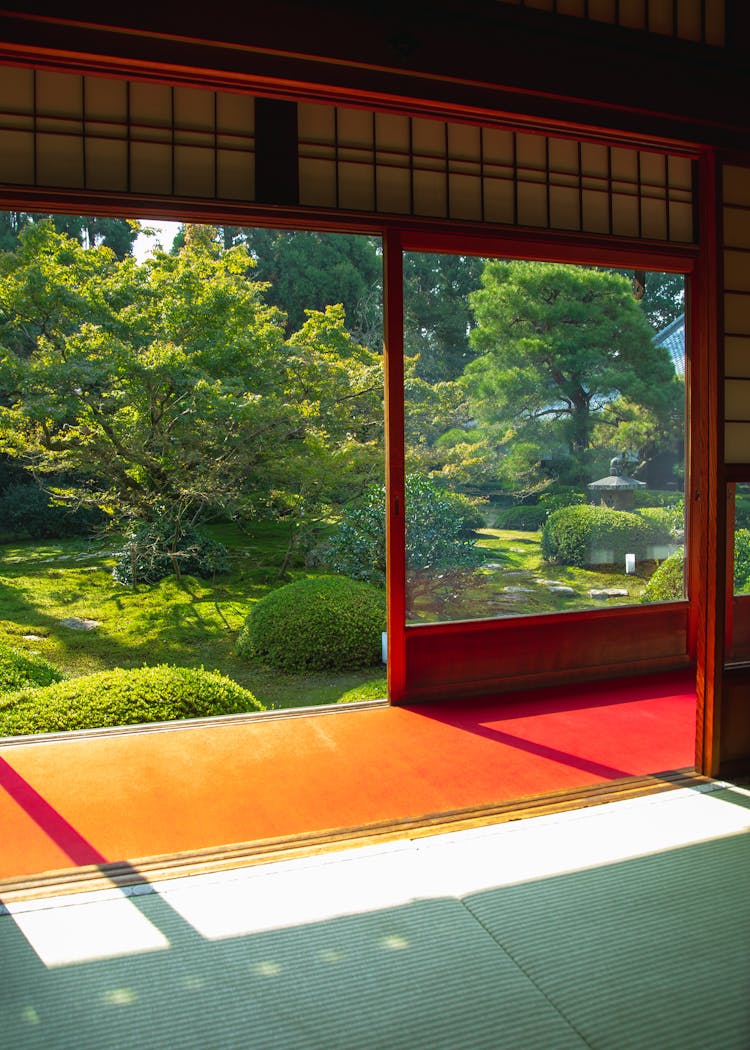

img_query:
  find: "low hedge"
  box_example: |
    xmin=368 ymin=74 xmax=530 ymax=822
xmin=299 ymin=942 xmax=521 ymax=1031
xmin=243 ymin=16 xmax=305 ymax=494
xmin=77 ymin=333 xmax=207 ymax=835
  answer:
xmin=496 ymin=504 xmax=547 ymax=531
xmin=237 ymin=574 xmax=386 ymax=673
xmin=0 ymin=643 xmax=63 ymax=694
xmin=541 ymin=504 xmax=672 ymax=567
xmin=0 ymin=664 xmax=263 ymax=736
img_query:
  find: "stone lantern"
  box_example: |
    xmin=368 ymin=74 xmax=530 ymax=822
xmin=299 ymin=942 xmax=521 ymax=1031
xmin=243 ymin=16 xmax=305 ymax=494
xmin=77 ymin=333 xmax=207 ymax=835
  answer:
xmin=587 ymin=454 xmax=646 ymax=511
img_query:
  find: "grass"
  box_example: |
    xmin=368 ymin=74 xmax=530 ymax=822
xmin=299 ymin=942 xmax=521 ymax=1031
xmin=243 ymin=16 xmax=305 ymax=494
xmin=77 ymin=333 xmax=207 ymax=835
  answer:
xmin=0 ymin=523 xmax=387 ymax=711
xmin=0 ymin=520 xmax=661 ymax=716
xmin=407 ymin=526 xmax=652 ymax=622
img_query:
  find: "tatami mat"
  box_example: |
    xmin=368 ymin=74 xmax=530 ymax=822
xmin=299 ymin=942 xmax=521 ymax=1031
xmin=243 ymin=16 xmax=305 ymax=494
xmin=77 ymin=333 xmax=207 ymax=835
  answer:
xmin=1 ymin=784 xmax=748 ymax=1049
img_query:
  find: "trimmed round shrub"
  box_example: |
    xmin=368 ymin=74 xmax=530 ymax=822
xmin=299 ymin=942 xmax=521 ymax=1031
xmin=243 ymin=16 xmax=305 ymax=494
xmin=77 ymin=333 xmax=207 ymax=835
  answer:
xmin=643 ymin=530 xmax=750 ymax=603
xmin=541 ymin=504 xmax=671 ymax=567
xmin=0 ymin=665 xmax=263 ymax=736
xmin=113 ymin=519 xmax=230 ymax=586
xmin=237 ymin=575 xmax=386 ymax=673
xmin=641 ymin=548 xmax=685 ymax=603
xmin=0 ymin=643 xmax=63 ymax=695
xmin=638 ymin=504 xmax=685 ymax=540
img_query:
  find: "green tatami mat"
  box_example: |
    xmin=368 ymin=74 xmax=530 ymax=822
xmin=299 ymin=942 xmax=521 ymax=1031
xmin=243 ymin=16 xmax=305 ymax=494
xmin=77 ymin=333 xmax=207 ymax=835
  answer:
xmin=465 ymin=827 xmax=750 ymax=1050
xmin=0 ymin=894 xmax=586 ymax=1050
xmin=3 ymin=784 xmax=748 ymax=1050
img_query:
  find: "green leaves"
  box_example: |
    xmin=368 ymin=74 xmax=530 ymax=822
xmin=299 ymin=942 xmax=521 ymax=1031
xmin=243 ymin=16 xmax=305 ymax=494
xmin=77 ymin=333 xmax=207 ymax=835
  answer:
xmin=0 ymin=224 xmax=384 ymax=539
xmin=465 ymin=260 xmax=682 ymax=489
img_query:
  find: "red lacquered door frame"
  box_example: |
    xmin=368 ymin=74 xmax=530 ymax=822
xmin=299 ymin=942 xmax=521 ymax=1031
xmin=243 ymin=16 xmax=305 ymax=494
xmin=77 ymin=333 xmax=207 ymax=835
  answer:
xmin=384 ymin=227 xmax=703 ymax=707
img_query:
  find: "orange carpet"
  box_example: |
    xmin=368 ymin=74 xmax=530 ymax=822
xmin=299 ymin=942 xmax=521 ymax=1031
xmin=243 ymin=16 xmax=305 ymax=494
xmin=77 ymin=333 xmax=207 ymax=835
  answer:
xmin=0 ymin=671 xmax=696 ymax=881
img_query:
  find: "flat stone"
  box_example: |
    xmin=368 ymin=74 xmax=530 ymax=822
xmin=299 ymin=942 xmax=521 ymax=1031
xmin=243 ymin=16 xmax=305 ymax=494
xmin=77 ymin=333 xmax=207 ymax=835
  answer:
xmin=589 ymin=588 xmax=629 ymax=599
xmin=59 ymin=617 xmax=101 ymax=630
xmin=548 ymin=585 xmax=576 ymax=595
xmin=22 ymin=634 xmax=45 ymax=641
xmin=504 ymin=586 xmax=533 ymax=593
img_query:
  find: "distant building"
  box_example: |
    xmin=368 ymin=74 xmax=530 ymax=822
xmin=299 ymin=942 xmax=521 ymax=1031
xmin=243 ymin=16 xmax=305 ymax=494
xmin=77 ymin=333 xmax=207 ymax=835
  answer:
xmin=654 ymin=313 xmax=685 ymax=376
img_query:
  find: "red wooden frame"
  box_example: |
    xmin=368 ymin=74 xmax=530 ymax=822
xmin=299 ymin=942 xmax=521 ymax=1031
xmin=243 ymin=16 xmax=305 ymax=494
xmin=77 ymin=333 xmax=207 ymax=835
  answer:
xmin=0 ymin=33 xmax=723 ymax=771
xmin=385 ymin=228 xmax=702 ymax=704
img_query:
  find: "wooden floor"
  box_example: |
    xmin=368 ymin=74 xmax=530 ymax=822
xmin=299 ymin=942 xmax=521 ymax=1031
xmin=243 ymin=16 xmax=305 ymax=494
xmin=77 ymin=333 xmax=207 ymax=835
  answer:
xmin=0 ymin=671 xmax=696 ymax=884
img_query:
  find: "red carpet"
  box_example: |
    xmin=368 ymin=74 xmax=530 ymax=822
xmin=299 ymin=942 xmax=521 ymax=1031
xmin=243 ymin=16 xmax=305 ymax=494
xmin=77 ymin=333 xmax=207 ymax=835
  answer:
xmin=0 ymin=671 xmax=696 ymax=882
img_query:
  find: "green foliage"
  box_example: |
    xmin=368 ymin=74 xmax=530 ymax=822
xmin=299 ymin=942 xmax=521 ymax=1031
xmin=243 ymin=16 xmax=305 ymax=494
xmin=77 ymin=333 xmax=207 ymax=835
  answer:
xmin=236 ymin=575 xmax=386 ymax=673
xmin=113 ymin=518 xmax=230 ymax=585
xmin=538 ymin=488 xmax=586 ymax=516
xmin=734 ymin=491 xmax=750 ymax=530
xmin=0 ymin=224 xmax=383 ymax=560
xmin=0 ymin=664 xmax=263 ymax=735
xmin=631 ymin=489 xmax=684 ymax=509
xmin=734 ymin=528 xmax=750 ymax=593
xmin=0 ymin=642 xmax=63 ymax=695
xmin=404 ymin=252 xmax=483 ymax=381
xmin=0 ymin=482 xmax=102 ymax=539
xmin=637 ymin=505 xmax=684 ymax=540
xmin=446 ymin=490 xmax=486 ymax=534
xmin=465 ymin=261 xmax=681 ymax=489
xmin=613 ymin=269 xmax=685 ymax=332
xmin=641 ymin=548 xmax=685 ymax=603
xmin=541 ymin=504 xmax=672 ymax=567
xmin=0 ymin=212 xmax=137 ymax=258
xmin=205 ymin=226 xmax=383 ymax=347
xmin=496 ymin=504 xmax=547 ymax=531
xmin=324 ymin=474 xmax=481 ymax=586
xmin=336 ymin=676 xmax=388 ymax=703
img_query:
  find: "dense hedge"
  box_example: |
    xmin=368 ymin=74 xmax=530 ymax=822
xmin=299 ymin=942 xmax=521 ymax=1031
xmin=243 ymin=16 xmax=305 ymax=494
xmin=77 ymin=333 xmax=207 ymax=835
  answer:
xmin=541 ymin=504 xmax=672 ymax=567
xmin=0 ymin=665 xmax=263 ymax=736
xmin=0 ymin=643 xmax=63 ymax=694
xmin=237 ymin=575 xmax=386 ymax=672
xmin=113 ymin=519 xmax=230 ymax=585
xmin=642 ymin=530 xmax=750 ymax=603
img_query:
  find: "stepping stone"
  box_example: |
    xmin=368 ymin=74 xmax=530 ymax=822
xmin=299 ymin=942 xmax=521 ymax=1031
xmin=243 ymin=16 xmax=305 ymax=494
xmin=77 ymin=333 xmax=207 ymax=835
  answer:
xmin=59 ymin=617 xmax=101 ymax=630
xmin=589 ymin=588 xmax=629 ymax=599
xmin=504 ymin=586 xmax=533 ymax=593
xmin=22 ymin=634 xmax=45 ymax=641
xmin=548 ymin=585 xmax=576 ymax=595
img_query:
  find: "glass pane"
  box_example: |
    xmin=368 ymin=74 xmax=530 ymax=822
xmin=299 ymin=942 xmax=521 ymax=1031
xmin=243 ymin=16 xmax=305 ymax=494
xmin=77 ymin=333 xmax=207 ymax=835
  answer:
xmin=727 ymin=482 xmax=750 ymax=664
xmin=0 ymin=214 xmax=386 ymax=737
xmin=403 ymin=253 xmax=687 ymax=625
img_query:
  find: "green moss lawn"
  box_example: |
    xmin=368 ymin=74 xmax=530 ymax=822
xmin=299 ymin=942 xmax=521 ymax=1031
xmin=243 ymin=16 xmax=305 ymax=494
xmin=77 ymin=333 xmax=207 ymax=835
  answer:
xmin=0 ymin=523 xmax=387 ymax=711
xmin=0 ymin=520 xmax=654 ymax=712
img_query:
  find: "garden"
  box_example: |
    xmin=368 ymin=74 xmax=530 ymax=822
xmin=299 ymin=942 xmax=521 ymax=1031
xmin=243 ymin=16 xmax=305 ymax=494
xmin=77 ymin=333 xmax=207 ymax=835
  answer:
xmin=0 ymin=215 xmax=696 ymax=735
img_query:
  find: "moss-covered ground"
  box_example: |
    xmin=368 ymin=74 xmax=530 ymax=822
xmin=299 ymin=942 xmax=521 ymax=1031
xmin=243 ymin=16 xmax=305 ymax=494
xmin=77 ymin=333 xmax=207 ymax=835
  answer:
xmin=0 ymin=523 xmax=387 ymax=711
xmin=0 ymin=521 xmax=656 ymax=712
